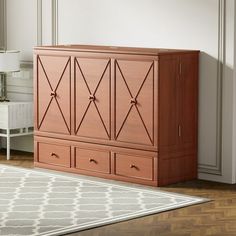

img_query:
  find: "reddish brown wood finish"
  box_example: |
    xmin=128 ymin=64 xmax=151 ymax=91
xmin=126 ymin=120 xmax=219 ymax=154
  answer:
xmin=158 ymin=56 xmax=179 ymax=150
xmin=35 ymin=44 xmax=199 ymax=56
xmin=115 ymin=59 xmax=155 ymax=146
xmin=114 ymin=153 xmax=154 ymax=181
xmin=37 ymin=142 xmax=71 ymax=168
xmin=34 ymin=45 xmax=199 ymax=186
xmin=179 ymin=54 xmax=198 ymax=150
xmin=34 ymin=136 xmax=158 ymax=186
xmin=36 ymin=55 xmax=71 ymax=134
xmin=75 ymin=148 xmax=111 ymax=174
xmin=75 ymin=57 xmax=111 ymax=140
xmin=157 ymin=53 xmax=198 ymax=185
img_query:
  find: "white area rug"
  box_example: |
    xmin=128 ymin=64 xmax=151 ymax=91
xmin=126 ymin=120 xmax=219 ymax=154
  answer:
xmin=0 ymin=164 xmax=207 ymax=236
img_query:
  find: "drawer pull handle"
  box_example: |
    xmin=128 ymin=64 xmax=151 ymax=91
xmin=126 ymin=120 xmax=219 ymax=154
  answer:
xmin=50 ymin=152 xmax=58 ymax=158
xmin=89 ymin=95 xmax=95 ymax=101
xmin=50 ymin=91 xmax=57 ymax=97
xmin=130 ymin=98 xmax=137 ymax=105
xmin=89 ymin=158 xmax=97 ymax=164
xmin=130 ymin=164 xmax=137 ymax=169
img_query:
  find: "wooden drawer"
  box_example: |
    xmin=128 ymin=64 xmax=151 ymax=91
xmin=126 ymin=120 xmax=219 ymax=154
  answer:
xmin=75 ymin=148 xmax=110 ymax=174
xmin=114 ymin=153 xmax=154 ymax=180
xmin=38 ymin=142 xmax=71 ymax=167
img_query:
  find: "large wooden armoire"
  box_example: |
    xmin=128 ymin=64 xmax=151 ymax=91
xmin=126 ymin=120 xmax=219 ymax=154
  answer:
xmin=34 ymin=45 xmax=199 ymax=186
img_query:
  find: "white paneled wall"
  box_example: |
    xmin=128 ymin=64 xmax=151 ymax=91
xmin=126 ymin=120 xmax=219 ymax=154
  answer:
xmin=0 ymin=0 xmax=4 ymax=49
xmin=45 ymin=0 xmax=236 ymax=183
xmin=56 ymin=0 xmax=221 ymax=177
xmin=0 ymin=0 xmax=36 ymax=152
xmin=1 ymin=0 xmax=236 ymax=183
xmin=6 ymin=0 xmax=37 ymax=61
xmin=58 ymin=0 xmax=219 ymax=53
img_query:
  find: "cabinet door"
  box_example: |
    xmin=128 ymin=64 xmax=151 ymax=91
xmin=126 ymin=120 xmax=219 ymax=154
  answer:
xmin=115 ymin=59 xmax=155 ymax=146
xmin=75 ymin=57 xmax=111 ymax=140
xmin=158 ymin=56 xmax=179 ymax=150
xmin=179 ymin=54 xmax=198 ymax=149
xmin=36 ymin=55 xmax=71 ymax=134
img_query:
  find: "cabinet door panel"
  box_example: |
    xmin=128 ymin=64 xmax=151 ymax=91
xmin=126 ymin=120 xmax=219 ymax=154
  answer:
xmin=180 ymin=54 xmax=198 ymax=148
xmin=158 ymin=57 xmax=179 ymax=148
xmin=75 ymin=57 xmax=111 ymax=140
xmin=115 ymin=60 xmax=155 ymax=146
xmin=37 ymin=55 xmax=71 ymax=134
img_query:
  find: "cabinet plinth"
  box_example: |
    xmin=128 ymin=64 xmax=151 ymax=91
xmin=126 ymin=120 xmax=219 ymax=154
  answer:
xmin=34 ymin=45 xmax=199 ymax=186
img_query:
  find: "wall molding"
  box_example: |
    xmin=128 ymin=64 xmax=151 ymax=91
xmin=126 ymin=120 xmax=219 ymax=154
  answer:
xmin=3 ymin=0 xmax=6 ymax=49
xmin=37 ymin=0 xmax=42 ymax=46
xmin=0 ymin=0 xmax=4 ymax=48
xmin=0 ymin=0 xmax=7 ymax=49
xmin=2 ymin=0 xmax=42 ymax=66
xmin=52 ymin=0 xmax=58 ymax=45
xmin=198 ymin=0 xmax=226 ymax=175
xmin=21 ymin=0 xmax=42 ymax=66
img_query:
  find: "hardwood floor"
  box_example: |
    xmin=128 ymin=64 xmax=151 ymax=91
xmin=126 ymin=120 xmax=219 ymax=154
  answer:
xmin=0 ymin=150 xmax=236 ymax=236
xmin=0 ymin=149 xmax=34 ymax=168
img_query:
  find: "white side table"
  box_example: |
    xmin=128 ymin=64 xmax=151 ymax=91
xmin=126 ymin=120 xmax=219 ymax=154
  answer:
xmin=0 ymin=102 xmax=33 ymax=160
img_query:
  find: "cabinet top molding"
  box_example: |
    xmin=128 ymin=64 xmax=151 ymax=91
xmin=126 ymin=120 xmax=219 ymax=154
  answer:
xmin=34 ymin=44 xmax=199 ymax=56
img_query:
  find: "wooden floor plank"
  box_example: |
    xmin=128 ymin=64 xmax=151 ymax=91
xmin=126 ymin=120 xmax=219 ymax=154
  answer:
xmin=0 ymin=150 xmax=236 ymax=236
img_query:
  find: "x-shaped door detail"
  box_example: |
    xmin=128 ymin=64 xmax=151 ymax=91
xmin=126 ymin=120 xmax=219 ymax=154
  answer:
xmin=37 ymin=56 xmax=71 ymax=134
xmin=115 ymin=60 xmax=154 ymax=145
xmin=75 ymin=58 xmax=111 ymax=139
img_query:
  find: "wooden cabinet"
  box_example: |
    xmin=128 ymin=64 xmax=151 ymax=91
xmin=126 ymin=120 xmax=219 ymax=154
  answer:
xmin=34 ymin=45 xmax=199 ymax=186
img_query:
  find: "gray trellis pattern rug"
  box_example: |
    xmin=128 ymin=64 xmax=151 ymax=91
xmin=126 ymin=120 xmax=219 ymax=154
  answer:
xmin=0 ymin=165 xmax=207 ymax=236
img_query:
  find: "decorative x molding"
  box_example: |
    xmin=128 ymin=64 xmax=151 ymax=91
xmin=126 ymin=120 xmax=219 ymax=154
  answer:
xmin=37 ymin=56 xmax=71 ymax=133
xmin=115 ymin=60 xmax=154 ymax=144
xmin=75 ymin=58 xmax=111 ymax=138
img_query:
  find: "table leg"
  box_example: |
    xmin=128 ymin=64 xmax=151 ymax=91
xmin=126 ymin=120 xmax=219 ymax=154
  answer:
xmin=6 ymin=129 xmax=10 ymax=160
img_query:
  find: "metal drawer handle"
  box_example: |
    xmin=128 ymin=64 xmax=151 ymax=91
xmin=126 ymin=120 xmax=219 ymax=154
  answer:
xmin=130 ymin=164 xmax=137 ymax=169
xmin=89 ymin=158 xmax=97 ymax=164
xmin=50 ymin=91 xmax=57 ymax=97
xmin=130 ymin=98 xmax=137 ymax=105
xmin=89 ymin=95 xmax=95 ymax=101
xmin=50 ymin=152 xmax=58 ymax=158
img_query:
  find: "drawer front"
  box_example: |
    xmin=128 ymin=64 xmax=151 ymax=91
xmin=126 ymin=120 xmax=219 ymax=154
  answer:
xmin=114 ymin=154 xmax=154 ymax=180
xmin=38 ymin=143 xmax=71 ymax=167
xmin=75 ymin=148 xmax=110 ymax=174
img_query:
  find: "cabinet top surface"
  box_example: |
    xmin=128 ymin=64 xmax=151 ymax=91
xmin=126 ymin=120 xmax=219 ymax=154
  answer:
xmin=34 ymin=44 xmax=199 ymax=56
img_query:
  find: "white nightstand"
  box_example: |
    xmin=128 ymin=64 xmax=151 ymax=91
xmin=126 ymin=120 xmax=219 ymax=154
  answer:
xmin=0 ymin=102 xmax=33 ymax=160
